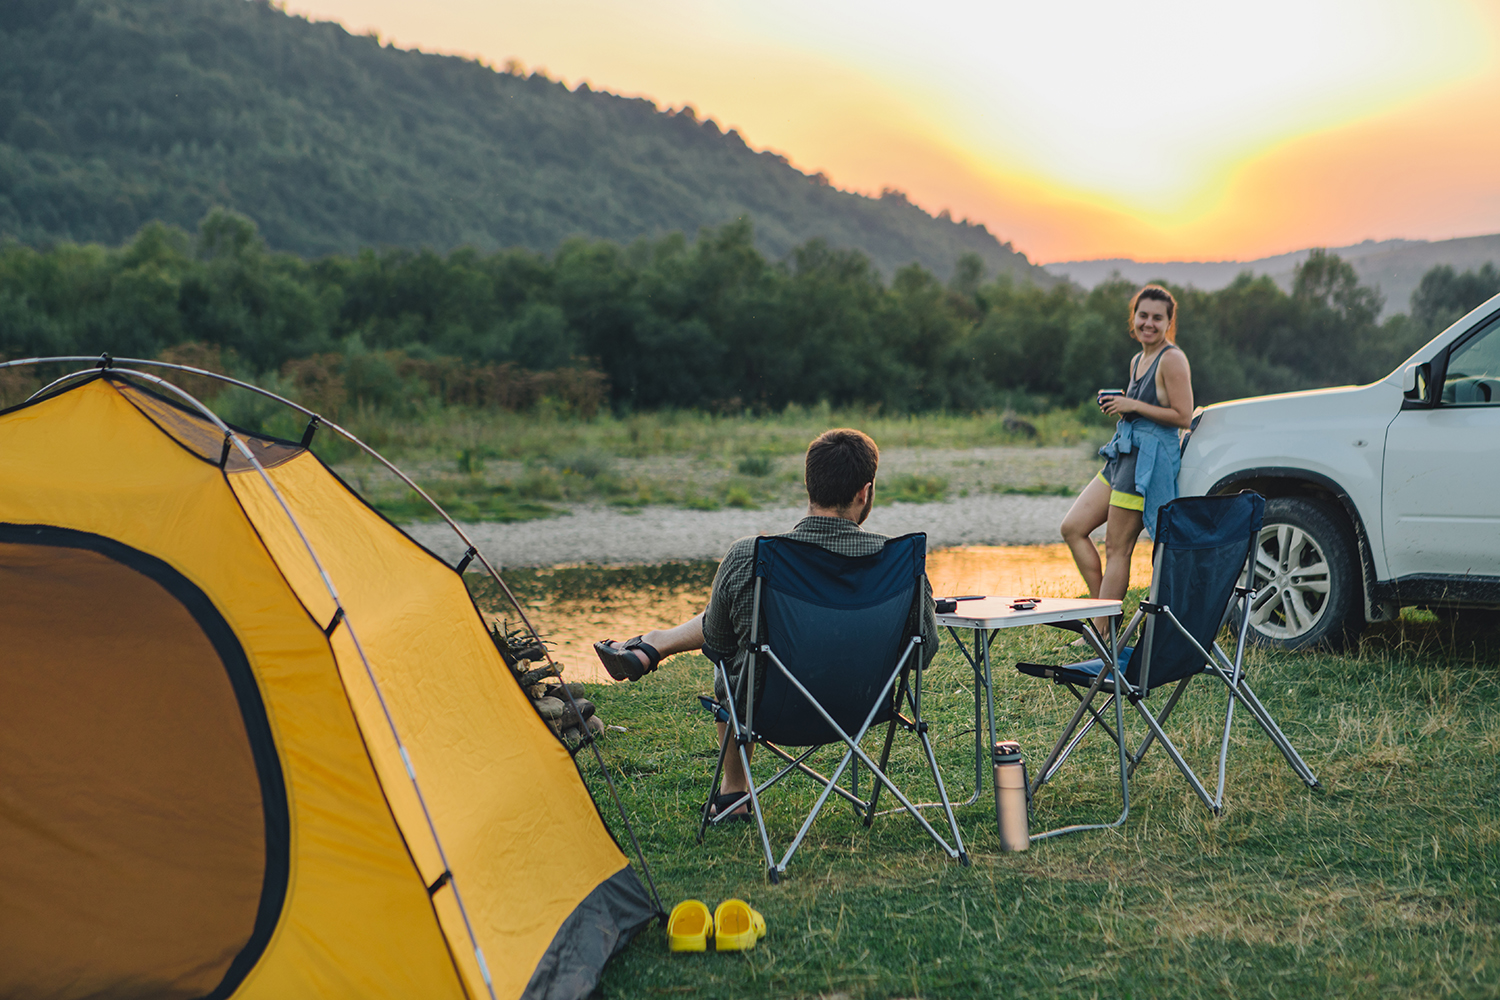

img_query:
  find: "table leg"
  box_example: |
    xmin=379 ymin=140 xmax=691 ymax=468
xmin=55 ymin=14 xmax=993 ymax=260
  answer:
xmin=982 ymin=628 xmax=997 ymax=774
xmin=972 ymin=630 xmax=984 ymax=801
xmin=941 ymin=625 xmax=992 ymax=809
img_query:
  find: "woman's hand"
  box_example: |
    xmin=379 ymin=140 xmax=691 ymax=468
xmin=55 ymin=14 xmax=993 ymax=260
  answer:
xmin=1099 ymin=394 xmax=1136 ymax=417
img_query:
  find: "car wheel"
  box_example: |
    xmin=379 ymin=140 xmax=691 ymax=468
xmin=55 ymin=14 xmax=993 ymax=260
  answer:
xmin=1233 ymin=497 xmax=1363 ymax=650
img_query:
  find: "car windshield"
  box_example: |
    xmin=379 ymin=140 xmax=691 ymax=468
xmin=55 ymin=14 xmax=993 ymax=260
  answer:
xmin=1441 ymin=317 xmax=1500 ymax=405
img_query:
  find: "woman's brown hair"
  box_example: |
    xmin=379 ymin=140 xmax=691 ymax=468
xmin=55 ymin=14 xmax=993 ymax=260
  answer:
xmin=1128 ymin=284 xmax=1178 ymax=344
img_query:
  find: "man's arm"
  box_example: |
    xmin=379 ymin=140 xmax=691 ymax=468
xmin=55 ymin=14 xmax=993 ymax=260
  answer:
xmin=702 ymin=537 xmax=757 ymax=661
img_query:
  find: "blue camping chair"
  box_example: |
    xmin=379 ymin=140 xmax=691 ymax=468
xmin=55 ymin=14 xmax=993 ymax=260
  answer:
xmin=699 ymin=533 xmax=968 ymax=882
xmin=1017 ymin=493 xmax=1319 ymax=836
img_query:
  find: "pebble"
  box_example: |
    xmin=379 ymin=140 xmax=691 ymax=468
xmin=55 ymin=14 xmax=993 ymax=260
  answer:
xmin=407 ymin=494 xmax=1086 ymax=570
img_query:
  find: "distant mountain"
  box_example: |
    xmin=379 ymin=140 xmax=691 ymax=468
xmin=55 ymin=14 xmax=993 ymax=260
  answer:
xmin=1045 ymin=236 xmax=1500 ymax=318
xmin=0 ymin=0 xmax=1050 ymax=284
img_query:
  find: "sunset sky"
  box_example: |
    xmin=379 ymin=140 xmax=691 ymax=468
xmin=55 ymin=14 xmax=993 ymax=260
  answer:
xmin=286 ymin=0 xmax=1500 ymax=264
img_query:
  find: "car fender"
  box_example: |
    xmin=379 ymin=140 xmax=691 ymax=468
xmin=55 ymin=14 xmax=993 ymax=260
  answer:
xmin=1180 ymin=381 xmax=1403 ymax=623
xmin=1203 ymin=466 xmax=1394 ymax=623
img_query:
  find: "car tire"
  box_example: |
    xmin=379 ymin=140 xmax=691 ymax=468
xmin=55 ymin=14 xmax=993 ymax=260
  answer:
xmin=1232 ymin=497 xmax=1363 ymax=651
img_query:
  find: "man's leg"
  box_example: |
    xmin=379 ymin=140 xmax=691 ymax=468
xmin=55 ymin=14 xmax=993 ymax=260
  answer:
xmin=716 ymin=720 xmax=752 ymax=816
xmin=598 ymin=611 xmax=706 ymax=672
xmin=600 ymin=613 xmax=752 ymax=813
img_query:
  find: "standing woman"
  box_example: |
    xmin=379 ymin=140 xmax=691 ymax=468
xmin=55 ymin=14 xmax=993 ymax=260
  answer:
xmin=1060 ymin=285 xmax=1194 ymax=623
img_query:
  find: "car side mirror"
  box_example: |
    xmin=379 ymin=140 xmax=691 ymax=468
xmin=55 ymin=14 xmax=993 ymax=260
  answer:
xmin=1403 ymin=362 xmax=1431 ymax=403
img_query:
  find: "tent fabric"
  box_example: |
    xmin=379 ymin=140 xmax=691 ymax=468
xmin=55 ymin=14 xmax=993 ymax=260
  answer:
xmin=0 ymin=528 xmax=281 ymax=1000
xmin=0 ymin=375 xmax=654 ymax=1000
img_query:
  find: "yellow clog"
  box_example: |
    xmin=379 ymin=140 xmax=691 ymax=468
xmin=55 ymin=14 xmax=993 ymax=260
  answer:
xmin=713 ymin=898 xmax=766 ymax=951
xmin=667 ymin=899 xmax=714 ymax=952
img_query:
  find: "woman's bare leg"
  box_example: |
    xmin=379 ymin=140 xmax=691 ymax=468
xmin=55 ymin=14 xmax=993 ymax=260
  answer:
xmin=1061 ymin=476 xmax=1111 ymax=596
xmin=1097 ymin=504 xmax=1145 ymax=635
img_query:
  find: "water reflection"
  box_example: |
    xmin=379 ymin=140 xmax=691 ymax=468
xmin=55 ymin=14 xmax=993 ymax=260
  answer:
xmin=477 ymin=543 xmax=1151 ymax=684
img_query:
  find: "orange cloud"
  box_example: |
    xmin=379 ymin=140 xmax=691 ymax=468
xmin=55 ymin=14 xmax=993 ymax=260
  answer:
xmin=287 ymin=0 xmax=1500 ymax=263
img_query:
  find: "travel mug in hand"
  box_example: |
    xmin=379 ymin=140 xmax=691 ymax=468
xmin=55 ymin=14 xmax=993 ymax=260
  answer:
xmin=993 ymin=741 xmax=1030 ymax=852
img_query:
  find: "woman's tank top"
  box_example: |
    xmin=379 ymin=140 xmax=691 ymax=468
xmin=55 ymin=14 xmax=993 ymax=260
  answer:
xmin=1124 ymin=345 xmax=1177 ymax=419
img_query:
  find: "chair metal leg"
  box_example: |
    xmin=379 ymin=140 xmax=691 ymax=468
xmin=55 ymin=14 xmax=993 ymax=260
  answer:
xmin=865 ymin=670 xmax=913 ymax=823
xmin=1127 ymin=695 xmax=1218 ymax=813
xmin=1029 ymin=668 xmax=1110 ymax=796
xmin=715 ymin=663 xmax=778 ymax=879
xmin=775 ymin=748 xmax=857 ymax=875
xmin=1125 ymin=678 xmax=1191 ymax=778
xmin=697 ymin=721 xmax=735 ymax=843
xmin=1043 ymin=691 xmax=1118 ymax=785
xmin=916 ymin=722 xmax=968 ymax=865
xmin=756 ymin=742 xmax=867 ymax=815
xmin=865 ymin=712 xmax=900 ymax=826
xmin=765 ymin=649 xmax=962 ymax=866
xmin=737 ymin=739 xmax=779 ymax=883
xmin=1231 ymin=677 xmax=1320 ymax=787
xmin=1030 ymin=617 xmax=1132 ymax=841
xmin=1212 ymin=591 xmax=1257 ymax=806
xmin=1204 ymin=645 xmax=1320 ymax=788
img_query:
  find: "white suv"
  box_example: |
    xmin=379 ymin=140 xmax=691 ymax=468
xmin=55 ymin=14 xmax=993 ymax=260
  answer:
xmin=1179 ymin=294 xmax=1500 ymax=648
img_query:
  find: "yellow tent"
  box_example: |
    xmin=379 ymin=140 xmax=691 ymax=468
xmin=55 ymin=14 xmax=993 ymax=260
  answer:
xmin=0 ymin=368 xmax=658 ymax=1000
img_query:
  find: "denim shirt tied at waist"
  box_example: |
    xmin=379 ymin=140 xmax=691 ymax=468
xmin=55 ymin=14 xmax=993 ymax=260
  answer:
xmin=1099 ymin=417 xmax=1181 ymax=538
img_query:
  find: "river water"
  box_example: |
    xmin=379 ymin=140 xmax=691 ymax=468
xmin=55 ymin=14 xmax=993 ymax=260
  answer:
xmin=476 ymin=543 xmax=1152 ymax=683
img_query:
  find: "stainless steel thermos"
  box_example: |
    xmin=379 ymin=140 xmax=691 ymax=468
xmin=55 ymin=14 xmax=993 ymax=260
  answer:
xmin=993 ymin=741 xmax=1030 ymax=851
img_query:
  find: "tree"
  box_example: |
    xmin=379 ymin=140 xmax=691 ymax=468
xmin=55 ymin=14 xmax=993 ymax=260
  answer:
xmin=1409 ymin=262 xmax=1500 ymax=335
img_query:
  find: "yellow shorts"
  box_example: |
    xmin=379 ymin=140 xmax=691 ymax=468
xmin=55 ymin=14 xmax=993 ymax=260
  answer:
xmin=1096 ymin=471 xmax=1145 ymax=511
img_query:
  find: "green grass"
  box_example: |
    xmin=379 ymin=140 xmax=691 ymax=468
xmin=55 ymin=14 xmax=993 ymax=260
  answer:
xmin=295 ymin=400 xmax=1107 ymax=522
xmin=995 ymin=483 xmax=1077 ymax=497
xmin=557 ymin=604 xmax=1500 ymax=998
xmin=881 ymin=474 xmax=949 ymax=505
xmin=295 ymin=400 xmax=1105 ymax=467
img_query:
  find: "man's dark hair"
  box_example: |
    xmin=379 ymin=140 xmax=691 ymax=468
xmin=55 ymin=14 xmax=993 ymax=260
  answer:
xmin=805 ymin=429 xmax=879 ymax=509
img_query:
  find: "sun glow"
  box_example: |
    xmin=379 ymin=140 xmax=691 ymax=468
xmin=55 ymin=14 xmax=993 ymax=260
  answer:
xmin=287 ymin=0 xmax=1499 ymax=261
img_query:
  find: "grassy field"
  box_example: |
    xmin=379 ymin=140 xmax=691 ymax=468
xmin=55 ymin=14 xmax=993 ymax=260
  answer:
xmin=299 ymin=404 xmax=1106 ymax=522
xmin=555 ymin=600 xmax=1499 ymax=998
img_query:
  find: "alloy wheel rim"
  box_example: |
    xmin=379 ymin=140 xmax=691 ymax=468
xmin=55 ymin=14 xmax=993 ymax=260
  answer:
xmin=1247 ymin=523 xmax=1332 ymax=639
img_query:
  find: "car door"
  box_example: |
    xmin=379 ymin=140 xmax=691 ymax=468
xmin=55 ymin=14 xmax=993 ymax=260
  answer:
xmin=1382 ymin=313 xmax=1500 ymax=579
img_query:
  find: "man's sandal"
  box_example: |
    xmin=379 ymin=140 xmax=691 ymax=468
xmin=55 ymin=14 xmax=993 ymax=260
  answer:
xmin=592 ymin=636 xmax=662 ymax=682
xmin=705 ymin=792 xmax=753 ymax=824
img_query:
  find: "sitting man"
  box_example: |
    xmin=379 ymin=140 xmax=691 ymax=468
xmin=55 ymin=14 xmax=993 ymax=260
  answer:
xmin=594 ymin=427 xmax=939 ymax=818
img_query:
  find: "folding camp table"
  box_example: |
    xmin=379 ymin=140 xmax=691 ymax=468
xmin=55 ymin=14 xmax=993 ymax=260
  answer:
xmin=936 ymin=596 xmax=1122 ymax=811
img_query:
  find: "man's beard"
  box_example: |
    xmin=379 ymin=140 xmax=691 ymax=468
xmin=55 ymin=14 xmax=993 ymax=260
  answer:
xmin=854 ymin=493 xmax=873 ymax=525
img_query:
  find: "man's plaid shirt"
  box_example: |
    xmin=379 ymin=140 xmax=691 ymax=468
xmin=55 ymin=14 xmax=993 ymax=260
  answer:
xmin=702 ymin=515 xmax=940 ymax=687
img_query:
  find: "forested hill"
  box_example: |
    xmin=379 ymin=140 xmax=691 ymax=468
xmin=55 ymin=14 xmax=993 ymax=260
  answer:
xmin=0 ymin=0 xmax=1047 ymax=283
